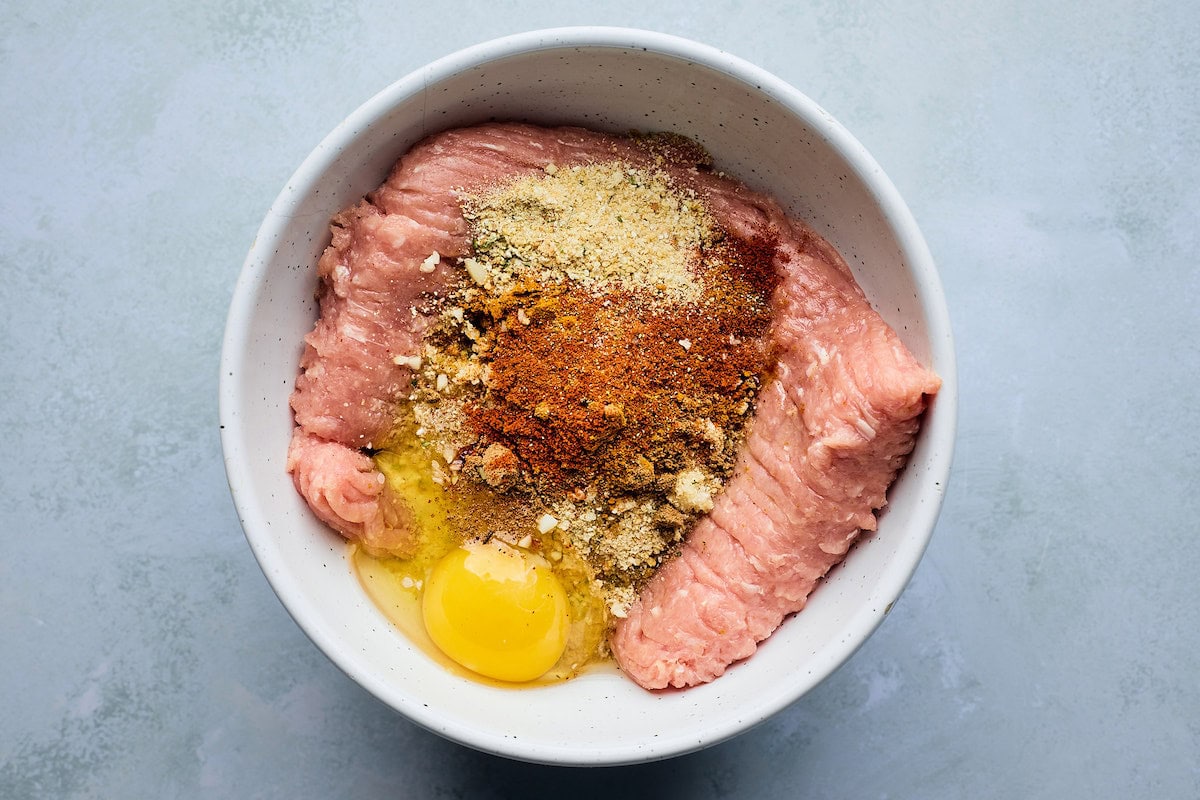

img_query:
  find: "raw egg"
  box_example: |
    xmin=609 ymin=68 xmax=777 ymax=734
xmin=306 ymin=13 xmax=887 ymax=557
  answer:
xmin=422 ymin=539 xmax=569 ymax=683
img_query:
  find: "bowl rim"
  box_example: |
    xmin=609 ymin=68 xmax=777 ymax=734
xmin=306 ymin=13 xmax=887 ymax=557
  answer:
xmin=220 ymin=25 xmax=957 ymax=765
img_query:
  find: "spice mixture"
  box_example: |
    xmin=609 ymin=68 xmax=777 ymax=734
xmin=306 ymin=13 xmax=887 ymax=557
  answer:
xmin=398 ymin=159 xmax=778 ymax=617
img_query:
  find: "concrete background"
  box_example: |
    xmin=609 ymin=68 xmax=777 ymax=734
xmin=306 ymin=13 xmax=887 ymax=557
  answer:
xmin=2 ymin=1 xmax=1197 ymax=797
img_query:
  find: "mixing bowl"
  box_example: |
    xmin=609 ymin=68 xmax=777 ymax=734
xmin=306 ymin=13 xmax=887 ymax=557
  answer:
xmin=219 ymin=26 xmax=956 ymax=765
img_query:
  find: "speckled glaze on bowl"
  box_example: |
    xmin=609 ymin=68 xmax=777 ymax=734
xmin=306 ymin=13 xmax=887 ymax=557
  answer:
xmin=219 ymin=27 xmax=956 ymax=766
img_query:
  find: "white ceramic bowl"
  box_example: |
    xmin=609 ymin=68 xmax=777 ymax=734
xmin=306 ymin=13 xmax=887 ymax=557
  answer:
xmin=220 ymin=27 xmax=956 ymax=765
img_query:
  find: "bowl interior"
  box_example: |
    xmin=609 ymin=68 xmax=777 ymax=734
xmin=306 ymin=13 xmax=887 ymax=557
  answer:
xmin=220 ymin=29 xmax=956 ymax=766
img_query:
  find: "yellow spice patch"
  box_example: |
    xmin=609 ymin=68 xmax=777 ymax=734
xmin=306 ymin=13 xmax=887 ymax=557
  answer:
xmin=462 ymin=163 xmax=713 ymax=302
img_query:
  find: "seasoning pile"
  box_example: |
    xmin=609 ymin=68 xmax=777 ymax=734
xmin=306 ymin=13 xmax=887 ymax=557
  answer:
xmin=402 ymin=159 xmax=778 ymax=616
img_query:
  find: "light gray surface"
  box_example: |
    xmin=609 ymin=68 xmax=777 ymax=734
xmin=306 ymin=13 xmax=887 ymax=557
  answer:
xmin=2 ymin=1 xmax=1196 ymax=797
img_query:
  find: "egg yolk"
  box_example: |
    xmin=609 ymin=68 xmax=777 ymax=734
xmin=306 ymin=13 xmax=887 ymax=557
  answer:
xmin=422 ymin=540 xmax=569 ymax=683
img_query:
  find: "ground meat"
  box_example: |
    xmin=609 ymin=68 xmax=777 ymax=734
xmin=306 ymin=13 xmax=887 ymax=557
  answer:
xmin=286 ymin=123 xmax=939 ymax=691
xmin=608 ymin=217 xmax=940 ymax=689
